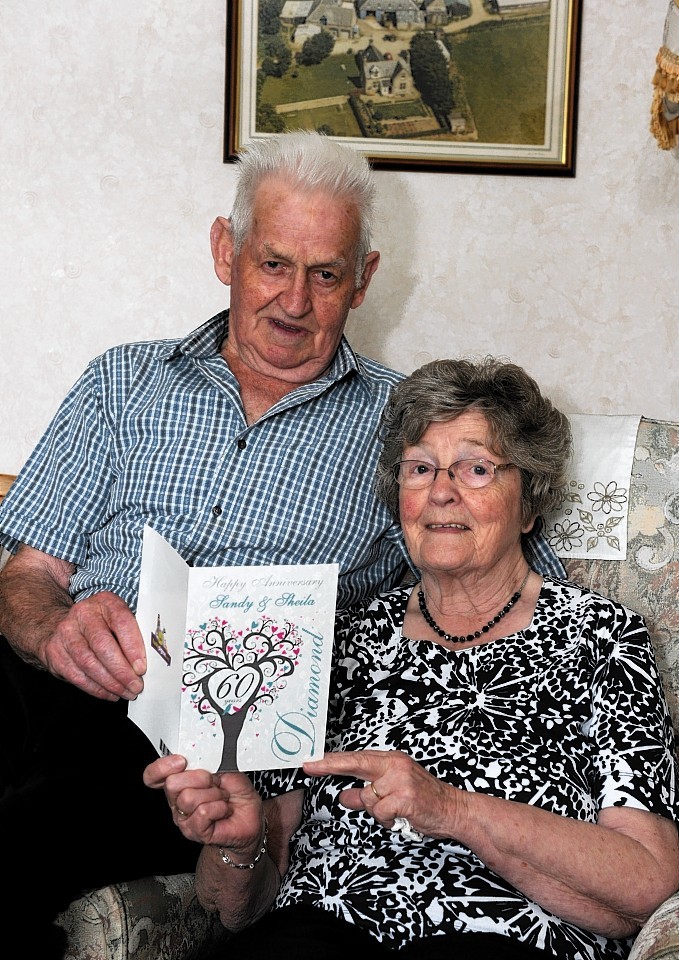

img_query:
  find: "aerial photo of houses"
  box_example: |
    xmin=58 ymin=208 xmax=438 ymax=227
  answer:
xmin=255 ymin=0 xmax=553 ymax=147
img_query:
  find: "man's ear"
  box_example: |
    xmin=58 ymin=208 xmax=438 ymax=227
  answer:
xmin=210 ymin=217 xmax=235 ymax=286
xmin=350 ymin=250 xmax=380 ymax=309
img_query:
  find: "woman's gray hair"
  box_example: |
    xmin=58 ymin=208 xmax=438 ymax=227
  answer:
xmin=229 ymin=131 xmax=376 ymax=285
xmin=376 ymin=357 xmax=572 ymax=528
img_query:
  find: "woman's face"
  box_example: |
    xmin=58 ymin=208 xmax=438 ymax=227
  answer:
xmin=398 ymin=411 xmax=534 ymax=579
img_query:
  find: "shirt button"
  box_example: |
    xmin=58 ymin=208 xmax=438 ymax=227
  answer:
xmin=237 ymin=438 xmax=246 ymax=450
xmin=212 ymin=505 xmax=222 ymax=517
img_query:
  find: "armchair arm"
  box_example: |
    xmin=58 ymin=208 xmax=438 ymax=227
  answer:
xmin=629 ymin=892 xmax=679 ymax=960
xmin=56 ymin=873 xmax=230 ymax=960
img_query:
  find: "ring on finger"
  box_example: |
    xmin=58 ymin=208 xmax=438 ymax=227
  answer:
xmin=369 ymin=781 xmax=382 ymax=801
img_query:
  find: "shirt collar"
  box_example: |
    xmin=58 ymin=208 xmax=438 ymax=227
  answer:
xmin=162 ymin=310 xmax=373 ymax=395
xmin=161 ymin=311 xmax=229 ymax=360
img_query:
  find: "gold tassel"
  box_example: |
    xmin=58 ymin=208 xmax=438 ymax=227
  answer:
xmin=651 ymin=4 xmax=679 ymax=149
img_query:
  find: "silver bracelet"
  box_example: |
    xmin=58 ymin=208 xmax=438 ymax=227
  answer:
xmin=219 ymin=817 xmax=269 ymax=870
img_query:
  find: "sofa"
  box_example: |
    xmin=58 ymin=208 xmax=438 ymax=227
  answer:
xmin=4 ymin=416 xmax=679 ymax=959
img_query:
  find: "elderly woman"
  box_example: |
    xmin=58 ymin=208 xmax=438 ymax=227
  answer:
xmin=144 ymin=358 xmax=679 ymax=960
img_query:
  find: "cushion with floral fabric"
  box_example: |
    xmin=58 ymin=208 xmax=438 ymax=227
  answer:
xmin=563 ymin=417 xmax=679 ymax=732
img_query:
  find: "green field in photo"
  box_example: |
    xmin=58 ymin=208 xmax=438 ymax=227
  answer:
xmin=279 ymin=104 xmax=363 ymax=137
xmin=261 ymin=53 xmax=360 ymax=105
xmin=372 ymin=99 xmax=428 ymax=120
xmin=450 ymin=18 xmax=550 ymax=144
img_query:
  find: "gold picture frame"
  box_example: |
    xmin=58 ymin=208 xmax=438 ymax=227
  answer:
xmin=224 ymin=0 xmax=582 ymax=176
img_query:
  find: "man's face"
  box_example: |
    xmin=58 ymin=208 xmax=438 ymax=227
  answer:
xmin=216 ymin=178 xmax=379 ymax=385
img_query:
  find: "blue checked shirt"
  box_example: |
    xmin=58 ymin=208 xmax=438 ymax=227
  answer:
xmin=0 ymin=312 xmax=563 ymax=611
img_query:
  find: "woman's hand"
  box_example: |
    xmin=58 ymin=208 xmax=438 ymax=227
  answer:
xmin=144 ymin=756 xmax=303 ymax=930
xmin=143 ymin=754 xmax=265 ymax=855
xmin=304 ymin=748 xmax=457 ymax=840
xmin=304 ymin=749 xmax=679 ymax=939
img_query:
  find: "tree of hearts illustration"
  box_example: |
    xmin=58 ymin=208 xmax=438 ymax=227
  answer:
xmin=183 ymin=616 xmax=302 ymax=771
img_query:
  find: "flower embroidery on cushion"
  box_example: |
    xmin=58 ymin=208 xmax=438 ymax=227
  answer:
xmin=587 ymin=481 xmax=628 ymax=515
xmin=548 ymin=520 xmax=584 ymax=553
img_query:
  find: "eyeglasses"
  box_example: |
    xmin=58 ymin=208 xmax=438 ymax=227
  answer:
xmin=393 ymin=458 xmax=515 ymax=490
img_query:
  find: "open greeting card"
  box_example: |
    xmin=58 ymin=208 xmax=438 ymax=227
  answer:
xmin=129 ymin=526 xmax=338 ymax=772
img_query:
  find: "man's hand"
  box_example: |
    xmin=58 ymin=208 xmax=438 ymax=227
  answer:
xmin=40 ymin=590 xmax=146 ymax=700
xmin=0 ymin=544 xmax=145 ymax=701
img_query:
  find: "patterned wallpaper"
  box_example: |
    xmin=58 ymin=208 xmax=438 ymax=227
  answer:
xmin=0 ymin=0 xmax=677 ymax=473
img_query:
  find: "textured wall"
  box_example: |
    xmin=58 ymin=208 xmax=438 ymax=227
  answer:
xmin=1 ymin=0 xmax=677 ymax=473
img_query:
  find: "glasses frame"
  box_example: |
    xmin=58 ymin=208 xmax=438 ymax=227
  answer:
xmin=393 ymin=458 xmax=515 ymax=490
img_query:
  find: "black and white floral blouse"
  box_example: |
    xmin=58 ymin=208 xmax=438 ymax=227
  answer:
xmin=253 ymin=577 xmax=679 ymax=959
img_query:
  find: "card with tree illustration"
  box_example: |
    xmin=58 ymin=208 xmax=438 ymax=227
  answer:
xmin=129 ymin=525 xmax=338 ymax=772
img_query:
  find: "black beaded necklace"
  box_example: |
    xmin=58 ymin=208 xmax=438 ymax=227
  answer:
xmin=417 ymin=570 xmax=531 ymax=645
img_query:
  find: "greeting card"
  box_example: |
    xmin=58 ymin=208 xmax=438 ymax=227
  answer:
xmin=129 ymin=526 xmax=338 ymax=772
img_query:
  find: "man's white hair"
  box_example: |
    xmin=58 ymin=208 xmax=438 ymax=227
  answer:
xmin=229 ymin=132 xmax=376 ymax=284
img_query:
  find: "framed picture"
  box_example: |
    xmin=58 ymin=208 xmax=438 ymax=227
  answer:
xmin=224 ymin=0 xmax=582 ymax=176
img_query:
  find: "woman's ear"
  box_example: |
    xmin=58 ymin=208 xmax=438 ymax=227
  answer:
xmin=520 ymin=514 xmax=540 ymax=538
xmin=210 ymin=217 xmax=235 ymax=286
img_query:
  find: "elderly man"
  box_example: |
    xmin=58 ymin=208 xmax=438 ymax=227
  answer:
xmin=0 ymin=131 xmax=563 ymax=956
